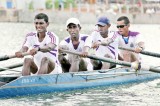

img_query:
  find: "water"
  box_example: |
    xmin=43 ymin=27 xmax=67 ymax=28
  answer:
xmin=0 ymin=23 xmax=160 ymax=106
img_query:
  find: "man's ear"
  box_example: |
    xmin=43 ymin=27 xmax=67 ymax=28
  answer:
xmin=108 ymin=24 xmax=111 ymax=27
xmin=78 ymin=25 xmax=81 ymax=30
xmin=47 ymin=22 xmax=49 ymax=26
xmin=66 ymin=29 xmax=68 ymax=31
xmin=128 ymin=24 xmax=130 ymax=27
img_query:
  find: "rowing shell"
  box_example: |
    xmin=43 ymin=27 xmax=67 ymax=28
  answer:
xmin=0 ymin=67 xmax=160 ymax=98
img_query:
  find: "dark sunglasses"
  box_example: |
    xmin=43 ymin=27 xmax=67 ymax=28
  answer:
xmin=117 ymin=25 xmax=127 ymax=28
xmin=34 ymin=22 xmax=45 ymax=25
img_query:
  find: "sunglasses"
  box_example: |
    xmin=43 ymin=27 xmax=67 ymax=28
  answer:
xmin=117 ymin=25 xmax=127 ymax=28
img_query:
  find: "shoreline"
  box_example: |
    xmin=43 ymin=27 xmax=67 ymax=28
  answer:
xmin=0 ymin=9 xmax=160 ymax=24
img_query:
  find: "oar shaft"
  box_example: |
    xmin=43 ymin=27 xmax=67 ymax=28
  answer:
xmin=87 ymin=55 xmax=131 ymax=67
xmin=60 ymin=49 xmax=160 ymax=73
xmin=0 ymin=52 xmax=30 ymax=61
xmin=0 ymin=55 xmax=10 ymax=61
xmin=149 ymin=67 xmax=160 ymax=73
xmin=119 ymin=47 xmax=160 ymax=58
xmin=60 ymin=49 xmax=131 ymax=67
xmin=0 ymin=63 xmax=23 ymax=72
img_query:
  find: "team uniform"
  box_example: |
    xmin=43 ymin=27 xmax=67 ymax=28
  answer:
xmin=23 ymin=31 xmax=62 ymax=74
xmin=85 ymin=30 xmax=119 ymax=59
xmin=60 ymin=34 xmax=88 ymax=61
xmin=117 ymin=31 xmax=143 ymax=61
xmin=84 ymin=30 xmax=119 ymax=70
xmin=59 ymin=34 xmax=89 ymax=71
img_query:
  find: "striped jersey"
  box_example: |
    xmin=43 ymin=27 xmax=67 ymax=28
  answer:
xmin=23 ymin=31 xmax=60 ymax=72
xmin=85 ymin=30 xmax=118 ymax=59
xmin=59 ymin=34 xmax=88 ymax=52
xmin=117 ymin=31 xmax=144 ymax=60
xmin=117 ymin=31 xmax=143 ymax=49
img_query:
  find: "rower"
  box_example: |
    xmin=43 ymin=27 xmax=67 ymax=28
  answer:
xmin=59 ymin=17 xmax=89 ymax=72
xmin=116 ymin=16 xmax=145 ymax=62
xmin=15 ymin=13 xmax=62 ymax=76
xmin=81 ymin=16 xmax=119 ymax=70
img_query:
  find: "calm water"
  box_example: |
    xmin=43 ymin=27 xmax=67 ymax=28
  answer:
xmin=0 ymin=23 xmax=160 ymax=106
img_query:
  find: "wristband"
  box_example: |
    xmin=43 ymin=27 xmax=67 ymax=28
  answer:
xmin=140 ymin=46 xmax=144 ymax=50
xmin=38 ymin=47 xmax=41 ymax=51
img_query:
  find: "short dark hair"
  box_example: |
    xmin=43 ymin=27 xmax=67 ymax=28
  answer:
xmin=117 ymin=16 xmax=130 ymax=25
xmin=34 ymin=13 xmax=49 ymax=23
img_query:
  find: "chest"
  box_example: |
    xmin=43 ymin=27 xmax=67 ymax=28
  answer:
xmin=68 ymin=40 xmax=85 ymax=51
xmin=30 ymin=36 xmax=50 ymax=46
xmin=118 ymin=36 xmax=137 ymax=48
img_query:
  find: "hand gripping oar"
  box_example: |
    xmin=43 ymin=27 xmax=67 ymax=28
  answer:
xmin=119 ymin=47 xmax=160 ymax=58
xmin=0 ymin=52 xmax=30 ymax=61
xmin=60 ymin=49 xmax=160 ymax=73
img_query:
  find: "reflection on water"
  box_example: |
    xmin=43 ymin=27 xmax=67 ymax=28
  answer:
xmin=0 ymin=23 xmax=160 ymax=106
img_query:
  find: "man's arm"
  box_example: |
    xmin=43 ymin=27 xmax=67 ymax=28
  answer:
xmin=15 ymin=46 xmax=29 ymax=58
xmin=135 ymin=42 xmax=145 ymax=53
xmin=36 ymin=43 xmax=57 ymax=52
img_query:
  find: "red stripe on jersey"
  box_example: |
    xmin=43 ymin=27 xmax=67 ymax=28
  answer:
xmin=26 ymin=32 xmax=36 ymax=37
xmin=47 ymin=32 xmax=56 ymax=43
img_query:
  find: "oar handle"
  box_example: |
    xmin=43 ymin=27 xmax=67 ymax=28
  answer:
xmin=60 ymin=49 xmax=160 ymax=73
xmin=119 ymin=47 xmax=160 ymax=58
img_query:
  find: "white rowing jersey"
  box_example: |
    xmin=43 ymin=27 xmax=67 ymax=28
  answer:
xmin=23 ymin=31 xmax=61 ymax=74
xmin=85 ymin=30 xmax=119 ymax=59
xmin=59 ymin=34 xmax=88 ymax=65
xmin=60 ymin=34 xmax=88 ymax=52
xmin=117 ymin=31 xmax=144 ymax=61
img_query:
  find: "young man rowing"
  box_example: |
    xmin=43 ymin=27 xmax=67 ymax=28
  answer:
xmin=58 ymin=18 xmax=88 ymax=72
xmin=116 ymin=16 xmax=145 ymax=62
xmin=82 ymin=16 xmax=119 ymax=70
xmin=15 ymin=13 xmax=62 ymax=76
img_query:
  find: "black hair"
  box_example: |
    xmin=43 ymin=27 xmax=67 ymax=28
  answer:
xmin=117 ymin=16 xmax=130 ymax=25
xmin=34 ymin=13 xmax=49 ymax=23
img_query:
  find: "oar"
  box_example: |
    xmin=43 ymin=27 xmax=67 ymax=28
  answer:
xmin=119 ymin=47 xmax=160 ymax=58
xmin=60 ymin=49 xmax=160 ymax=73
xmin=0 ymin=62 xmax=23 ymax=72
xmin=0 ymin=52 xmax=30 ymax=61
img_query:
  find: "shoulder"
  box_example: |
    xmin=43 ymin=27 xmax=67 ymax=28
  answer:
xmin=129 ymin=31 xmax=140 ymax=37
xmin=108 ymin=31 xmax=118 ymax=40
xmin=62 ymin=36 xmax=70 ymax=43
xmin=26 ymin=32 xmax=36 ymax=38
xmin=108 ymin=30 xmax=116 ymax=35
xmin=91 ymin=30 xmax=100 ymax=35
xmin=80 ymin=34 xmax=89 ymax=41
xmin=90 ymin=30 xmax=101 ymax=38
xmin=114 ymin=31 xmax=121 ymax=36
xmin=47 ymin=31 xmax=58 ymax=38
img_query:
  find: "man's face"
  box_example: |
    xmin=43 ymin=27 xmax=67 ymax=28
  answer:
xmin=67 ymin=23 xmax=80 ymax=38
xmin=34 ymin=19 xmax=48 ymax=33
xmin=117 ymin=20 xmax=129 ymax=35
xmin=97 ymin=24 xmax=110 ymax=38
